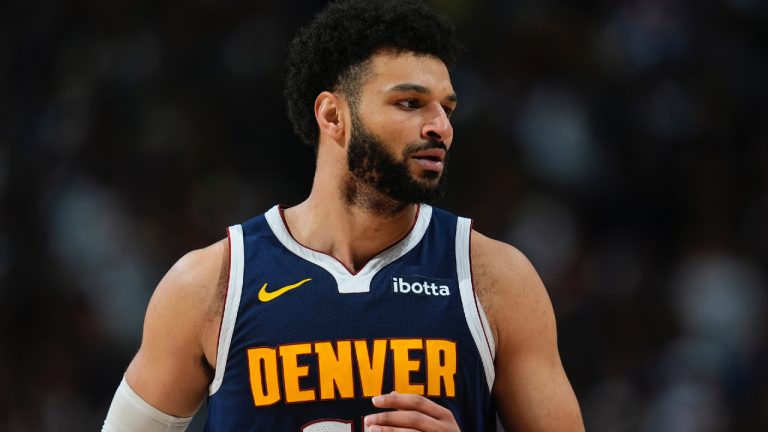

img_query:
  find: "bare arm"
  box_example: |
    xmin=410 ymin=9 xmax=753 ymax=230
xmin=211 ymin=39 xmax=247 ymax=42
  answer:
xmin=123 ymin=239 xmax=229 ymax=417
xmin=471 ymin=231 xmax=584 ymax=431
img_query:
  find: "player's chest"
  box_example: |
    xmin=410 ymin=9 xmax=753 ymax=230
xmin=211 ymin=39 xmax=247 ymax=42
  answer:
xmin=237 ymin=262 xmax=462 ymax=339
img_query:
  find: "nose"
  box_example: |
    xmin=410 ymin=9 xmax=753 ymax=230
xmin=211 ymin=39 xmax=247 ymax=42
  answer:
xmin=421 ymin=103 xmax=453 ymax=145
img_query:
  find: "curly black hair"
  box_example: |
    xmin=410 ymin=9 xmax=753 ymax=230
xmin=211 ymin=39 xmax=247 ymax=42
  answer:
xmin=284 ymin=0 xmax=463 ymax=148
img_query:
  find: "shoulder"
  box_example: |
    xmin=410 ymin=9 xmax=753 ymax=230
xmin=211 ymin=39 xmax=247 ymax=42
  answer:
xmin=469 ymin=230 xmax=555 ymax=352
xmin=152 ymin=239 xmax=229 ymax=315
xmin=469 ymin=230 xmax=533 ymax=283
xmin=469 ymin=230 xmax=541 ymax=303
xmin=143 ymin=238 xmax=230 ymax=359
xmin=161 ymin=239 xmax=229 ymax=300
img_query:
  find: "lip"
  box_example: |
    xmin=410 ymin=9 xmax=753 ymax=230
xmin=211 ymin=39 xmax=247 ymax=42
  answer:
xmin=410 ymin=148 xmax=446 ymax=162
xmin=410 ymin=148 xmax=446 ymax=173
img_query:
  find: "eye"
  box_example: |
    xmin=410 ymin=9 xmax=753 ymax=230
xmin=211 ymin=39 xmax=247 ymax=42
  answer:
xmin=442 ymin=106 xmax=455 ymax=117
xmin=396 ymin=99 xmax=422 ymax=110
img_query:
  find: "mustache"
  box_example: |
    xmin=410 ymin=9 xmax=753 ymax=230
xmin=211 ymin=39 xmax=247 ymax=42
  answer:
xmin=403 ymin=140 xmax=448 ymax=156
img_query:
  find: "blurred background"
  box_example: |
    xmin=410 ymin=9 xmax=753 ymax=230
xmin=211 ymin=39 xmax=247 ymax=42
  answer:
xmin=1 ymin=0 xmax=767 ymax=430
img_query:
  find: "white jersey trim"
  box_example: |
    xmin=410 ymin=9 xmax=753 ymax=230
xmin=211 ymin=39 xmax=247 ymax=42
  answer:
xmin=264 ymin=204 xmax=433 ymax=294
xmin=456 ymin=217 xmax=496 ymax=391
xmin=209 ymin=224 xmax=245 ymax=395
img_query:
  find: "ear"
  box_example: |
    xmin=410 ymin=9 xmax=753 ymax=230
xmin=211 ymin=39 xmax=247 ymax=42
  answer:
xmin=314 ymin=91 xmax=345 ymax=146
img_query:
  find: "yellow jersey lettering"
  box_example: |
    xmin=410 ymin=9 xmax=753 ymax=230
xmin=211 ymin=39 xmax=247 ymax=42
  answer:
xmin=390 ymin=339 xmax=425 ymax=395
xmin=315 ymin=341 xmax=355 ymax=400
xmin=425 ymin=339 xmax=457 ymax=397
xmin=247 ymin=347 xmax=281 ymax=406
xmin=279 ymin=343 xmax=315 ymax=403
xmin=246 ymin=338 xmax=456 ymax=405
xmin=354 ymin=339 xmax=388 ymax=397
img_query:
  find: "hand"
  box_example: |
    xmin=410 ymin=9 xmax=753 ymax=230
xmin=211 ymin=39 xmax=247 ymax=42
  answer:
xmin=363 ymin=391 xmax=460 ymax=432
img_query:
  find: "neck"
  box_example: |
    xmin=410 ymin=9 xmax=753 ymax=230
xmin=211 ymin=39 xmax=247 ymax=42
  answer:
xmin=283 ymin=168 xmax=419 ymax=273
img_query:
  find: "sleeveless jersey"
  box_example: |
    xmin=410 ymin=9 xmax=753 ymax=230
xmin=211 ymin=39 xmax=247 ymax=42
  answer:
xmin=204 ymin=204 xmax=498 ymax=431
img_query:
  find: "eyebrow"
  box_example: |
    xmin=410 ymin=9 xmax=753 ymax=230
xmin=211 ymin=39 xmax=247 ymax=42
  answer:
xmin=388 ymin=83 xmax=458 ymax=103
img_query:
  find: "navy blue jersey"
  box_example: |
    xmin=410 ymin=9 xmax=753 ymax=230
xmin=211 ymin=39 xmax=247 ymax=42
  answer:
xmin=204 ymin=205 xmax=497 ymax=431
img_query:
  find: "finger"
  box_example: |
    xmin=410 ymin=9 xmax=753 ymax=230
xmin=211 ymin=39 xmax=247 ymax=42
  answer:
xmin=371 ymin=392 xmax=453 ymax=420
xmin=366 ymin=426 xmax=420 ymax=432
xmin=365 ymin=409 xmax=441 ymax=431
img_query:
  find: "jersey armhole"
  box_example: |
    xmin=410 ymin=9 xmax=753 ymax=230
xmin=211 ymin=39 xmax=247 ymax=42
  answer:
xmin=456 ymin=217 xmax=496 ymax=392
xmin=209 ymin=225 xmax=245 ymax=396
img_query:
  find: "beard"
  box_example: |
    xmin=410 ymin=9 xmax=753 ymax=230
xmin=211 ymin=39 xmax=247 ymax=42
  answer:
xmin=343 ymin=112 xmax=449 ymax=216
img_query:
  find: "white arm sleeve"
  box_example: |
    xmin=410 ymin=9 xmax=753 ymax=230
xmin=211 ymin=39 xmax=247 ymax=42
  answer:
xmin=102 ymin=377 xmax=194 ymax=432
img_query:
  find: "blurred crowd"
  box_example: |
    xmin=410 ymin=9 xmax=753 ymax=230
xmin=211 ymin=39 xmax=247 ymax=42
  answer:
xmin=1 ymin=0 xmax=766 ymax=430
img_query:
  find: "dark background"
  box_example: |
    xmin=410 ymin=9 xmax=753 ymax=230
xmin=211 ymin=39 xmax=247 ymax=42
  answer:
xmin=1 ymin=0 xmax=767 ymax=430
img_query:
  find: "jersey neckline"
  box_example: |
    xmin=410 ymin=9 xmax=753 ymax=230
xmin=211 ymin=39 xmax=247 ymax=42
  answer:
xmin=264 ymin=204 xmax=433 ymax=292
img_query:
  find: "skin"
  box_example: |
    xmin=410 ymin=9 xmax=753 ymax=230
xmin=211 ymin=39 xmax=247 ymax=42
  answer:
xmin=123 ymin=52 xmax=584 ymax=431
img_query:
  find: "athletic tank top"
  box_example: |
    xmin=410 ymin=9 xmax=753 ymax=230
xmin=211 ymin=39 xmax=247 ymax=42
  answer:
xmin=204 ymin=204 xmax=497 ymax=431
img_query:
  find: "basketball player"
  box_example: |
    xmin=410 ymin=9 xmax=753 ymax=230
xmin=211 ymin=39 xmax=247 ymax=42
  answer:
xmin=103 ymin=1 xmax=584 ymax=431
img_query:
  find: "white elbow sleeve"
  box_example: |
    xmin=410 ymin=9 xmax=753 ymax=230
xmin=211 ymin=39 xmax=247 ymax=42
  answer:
xmin=102 ymin=377 xmax=194 ymax=432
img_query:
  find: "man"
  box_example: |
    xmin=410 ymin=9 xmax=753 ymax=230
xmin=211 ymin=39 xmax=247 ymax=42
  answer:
xmin=103 ymin=0 xmax=584 ymax=431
